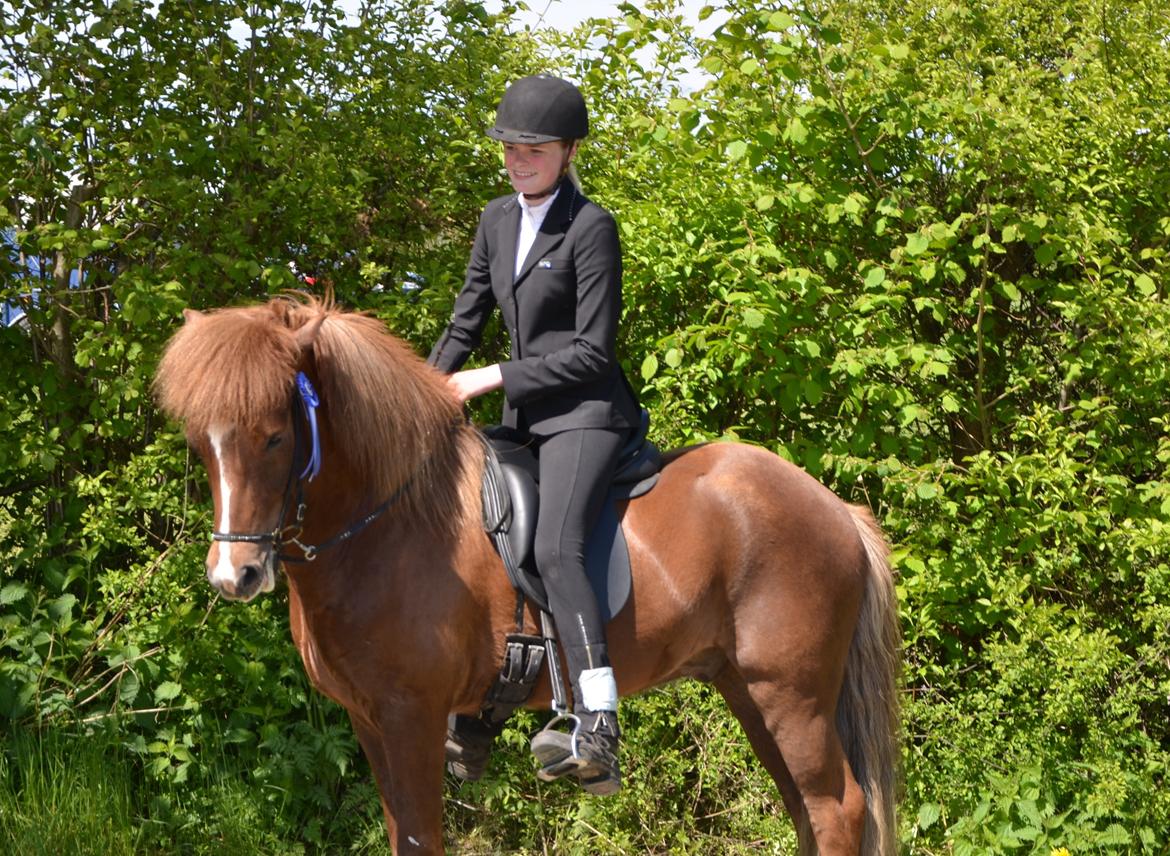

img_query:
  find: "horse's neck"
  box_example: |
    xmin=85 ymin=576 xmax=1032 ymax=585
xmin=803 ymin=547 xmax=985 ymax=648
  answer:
xmin=285 ymin=580 xmax=347 ymax=703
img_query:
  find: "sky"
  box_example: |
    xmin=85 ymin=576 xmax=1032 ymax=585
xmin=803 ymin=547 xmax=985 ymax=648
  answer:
xmin=224 ymin=1 xmax=724 ymax=92
xmin=486 ymin=0 xmax=717 ymax=32
xmin=483 ymin=0 xmax=726 ymax=92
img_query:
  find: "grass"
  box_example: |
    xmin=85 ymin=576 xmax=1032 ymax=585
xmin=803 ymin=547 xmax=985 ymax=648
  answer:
xmin=0 ymin=727 xmax=142 ymax=855
xmin=0 ymin=725 xmax=387 ymax=855
xmin=1 ymin=709 xmax=794 ymax=854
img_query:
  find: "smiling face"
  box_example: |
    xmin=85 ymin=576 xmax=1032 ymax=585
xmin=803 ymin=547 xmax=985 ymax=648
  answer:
xmin=502 ymin=139 xmax=577 ymax=197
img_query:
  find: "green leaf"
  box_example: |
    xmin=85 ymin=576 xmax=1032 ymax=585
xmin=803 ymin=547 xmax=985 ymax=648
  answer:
xmin=641 ymin=353 xmax=659 ymax=381
xmin=767 ymin=11 xmax=795 ymax=30
xmin=725 ymin=140 xmax=748 ymax=161
xmin=742 ymin=307 xmax=765 ymax=328
xmin=905 ymin=233 xmax=930 ymax=256
xmin=664 ymin=348 xmax=682 ymax=368
xmin=917 ymin=802 xmax=941 ymax=830
xmin=48 ymin=593 xmax=77 ymax=621
xmin=119 ymin=672 xmax=140 ymax=704
xmin=1134 ymin=273 xmax=1156 ymax=296
xmin=801 ymin=378 xmax=823 ymax=404
xmin=900 ymin=403 xmax=925 ymax=425
xmin=916 ymin=482 xmax=938 ymax=499
xmin=799 ymin=339 xmax=821 ymax=358
xmin=786 ymin=116 xmax=807 ymax=144
xmin=1098 ymin=824 xmax=1129 ymax=845
xmin=154 ymin=681 xmax=182 ymax=703
xmin=864 ymin=266 xmax=886 ymax=288
xmin=1035 ymin=243 xmax=1059 ymax=265
xmin=0 ymin=583 xmax=28 ymax=605
xmin=1016 ymin=798 xmax=1042 ymax=830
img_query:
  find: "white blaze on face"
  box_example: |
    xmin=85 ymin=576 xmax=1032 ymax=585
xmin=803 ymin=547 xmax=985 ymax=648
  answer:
xmin=208 ymin=425 xmax=238 ymax=586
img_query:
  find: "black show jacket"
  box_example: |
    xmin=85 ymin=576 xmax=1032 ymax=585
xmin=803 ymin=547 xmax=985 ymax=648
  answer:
xmin=428 ymin=180 xmax=640 ymax=436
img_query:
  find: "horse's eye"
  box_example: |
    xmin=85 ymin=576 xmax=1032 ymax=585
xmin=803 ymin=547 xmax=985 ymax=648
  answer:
xmin=266 ymin=433 xmax=283 ymax=449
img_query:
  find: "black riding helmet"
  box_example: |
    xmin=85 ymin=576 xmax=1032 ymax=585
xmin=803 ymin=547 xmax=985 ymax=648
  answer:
xmin=487 ymin=75 xmax=589 ymax=144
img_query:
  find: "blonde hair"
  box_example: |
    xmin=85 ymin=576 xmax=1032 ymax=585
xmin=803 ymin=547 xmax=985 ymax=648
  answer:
xmin=563 ymin=139 xmax=582 ymax=191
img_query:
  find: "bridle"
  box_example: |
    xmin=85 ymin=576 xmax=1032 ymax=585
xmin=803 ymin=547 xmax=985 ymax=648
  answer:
xmin=210 ymin=372 xmax=412 ymax=564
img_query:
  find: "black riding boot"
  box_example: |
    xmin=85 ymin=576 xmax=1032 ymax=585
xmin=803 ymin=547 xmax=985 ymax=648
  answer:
xmin=530 ymin=643 xmax=622 ymax=795
xmin=570 ymin=707 xmax=622 ymax=795
xmin=444 ymin=713 xmax=504 ymax=781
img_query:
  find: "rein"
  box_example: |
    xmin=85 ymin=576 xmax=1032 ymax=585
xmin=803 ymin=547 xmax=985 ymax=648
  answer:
xmin=211 ymin=372 xmax=413 ymax=564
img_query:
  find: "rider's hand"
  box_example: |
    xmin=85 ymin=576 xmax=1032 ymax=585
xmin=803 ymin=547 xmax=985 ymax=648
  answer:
xmin=446 ymin=365 xmax=504 ymax=403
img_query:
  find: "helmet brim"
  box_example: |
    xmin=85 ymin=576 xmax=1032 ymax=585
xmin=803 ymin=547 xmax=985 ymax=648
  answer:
xmin=487 ymin=126 xmax=565 ymax=144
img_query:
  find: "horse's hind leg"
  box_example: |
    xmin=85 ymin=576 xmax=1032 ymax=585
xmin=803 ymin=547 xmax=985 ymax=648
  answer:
xmin=744 ymin=677 xmax=866 ymax=855
xmin=712 ymin=668 xmax=806 ymax=834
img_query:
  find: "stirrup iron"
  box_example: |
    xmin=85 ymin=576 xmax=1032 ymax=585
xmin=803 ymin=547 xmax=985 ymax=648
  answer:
xmin=531 ymin=712 xmax=585 ymax=781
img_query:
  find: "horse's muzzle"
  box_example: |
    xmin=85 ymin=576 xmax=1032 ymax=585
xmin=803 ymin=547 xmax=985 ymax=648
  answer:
xmin=206 ymin=543 xmax=276 ymax=602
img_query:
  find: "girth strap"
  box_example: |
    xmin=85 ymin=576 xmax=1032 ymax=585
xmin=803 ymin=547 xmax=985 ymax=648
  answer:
xmin=483 ymin=633 xmax=546 ymax=720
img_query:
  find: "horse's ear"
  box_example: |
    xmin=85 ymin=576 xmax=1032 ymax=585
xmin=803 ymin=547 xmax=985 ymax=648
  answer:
xmin=268 ymin=299 xmax=294 ymax=324
xmin=182 ymin=308 xmax=205 ymax=326
xmin=295 ymin=313 xmax=326 ymax=352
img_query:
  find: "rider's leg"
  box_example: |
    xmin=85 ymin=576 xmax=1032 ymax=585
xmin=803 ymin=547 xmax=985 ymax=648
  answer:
xmin=529 ymin=426 xmax=625 ymax=794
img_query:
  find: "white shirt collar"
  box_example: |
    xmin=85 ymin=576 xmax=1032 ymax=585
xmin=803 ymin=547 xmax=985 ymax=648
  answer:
xmin=518 ymin=185 xmax=561 ymax=218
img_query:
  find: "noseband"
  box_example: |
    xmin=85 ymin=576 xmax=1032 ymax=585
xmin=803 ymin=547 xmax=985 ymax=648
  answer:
xmin=211 ymin=372 xmax=411 ymax=563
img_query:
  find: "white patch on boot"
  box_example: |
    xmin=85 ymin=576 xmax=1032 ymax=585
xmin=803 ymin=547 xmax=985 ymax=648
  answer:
xmin=579 ymin=667 xmax=618 ymax=712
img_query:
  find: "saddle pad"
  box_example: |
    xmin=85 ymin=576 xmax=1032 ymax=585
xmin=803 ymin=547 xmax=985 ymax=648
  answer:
xmin=493 ymin=461 xmax=633 ymax=623
xmin=585 ymin=493 xmax=630 ymax=623
xmin=481 ymin=426 xmax=661 ymax=623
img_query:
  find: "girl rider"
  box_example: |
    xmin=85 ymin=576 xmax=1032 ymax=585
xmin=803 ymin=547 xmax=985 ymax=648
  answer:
xmin=428 ymin=74 xmax=640 ymax=795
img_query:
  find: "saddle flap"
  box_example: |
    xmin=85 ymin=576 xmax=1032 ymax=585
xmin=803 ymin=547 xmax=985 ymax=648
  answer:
xmin=499 ymin=462 xmax=537 ymax=572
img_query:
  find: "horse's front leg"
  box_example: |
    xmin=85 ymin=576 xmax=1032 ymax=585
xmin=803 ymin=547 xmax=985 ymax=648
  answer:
xmin=349 ymin=698 xmax=449 ymax=855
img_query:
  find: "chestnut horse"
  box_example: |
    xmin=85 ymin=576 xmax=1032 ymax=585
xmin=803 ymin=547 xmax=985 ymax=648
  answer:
xmin=154 ymin=296 xmax=900 ymax=855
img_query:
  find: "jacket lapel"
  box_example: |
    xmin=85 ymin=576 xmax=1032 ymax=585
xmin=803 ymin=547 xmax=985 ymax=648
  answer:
xmin=493 ymin=198 xmax=521 ymax=292
xmin=514 ymin=182 xmax=579 ymax=286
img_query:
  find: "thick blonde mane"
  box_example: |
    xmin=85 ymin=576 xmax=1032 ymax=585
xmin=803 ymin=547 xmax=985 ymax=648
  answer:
xmin=155 ymin=295 xmax=481 ymax=530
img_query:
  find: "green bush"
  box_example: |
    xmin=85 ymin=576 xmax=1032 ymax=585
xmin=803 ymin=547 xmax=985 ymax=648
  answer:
xmin=2 ymin=0 xmax=1168 ymax=852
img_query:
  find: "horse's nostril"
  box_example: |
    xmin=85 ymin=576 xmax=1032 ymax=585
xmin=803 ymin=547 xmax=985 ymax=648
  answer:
xmin=239 ymin=563 xmax=262 ymax=592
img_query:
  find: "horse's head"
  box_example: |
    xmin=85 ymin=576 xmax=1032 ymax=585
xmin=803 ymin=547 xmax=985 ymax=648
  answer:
xmin=158 ymin=296 xmax=472 ymax=602
xmin=156 ymin=301 xmax=325 ymax=602
xmin=193 ymin=407 xmax=291 ymax=601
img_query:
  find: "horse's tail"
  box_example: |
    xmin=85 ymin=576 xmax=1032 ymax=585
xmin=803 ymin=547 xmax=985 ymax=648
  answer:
xmin=833 ymin=503 xmax=900 ymax=856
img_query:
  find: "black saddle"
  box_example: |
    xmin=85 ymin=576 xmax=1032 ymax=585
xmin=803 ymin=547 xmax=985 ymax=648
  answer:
xmin=480 ymin=411 xmax=661 ymax=622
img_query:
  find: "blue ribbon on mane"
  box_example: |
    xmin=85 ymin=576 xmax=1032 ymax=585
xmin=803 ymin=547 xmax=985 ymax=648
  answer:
xmin=296 ymin=372 xmax=322 ymax=481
